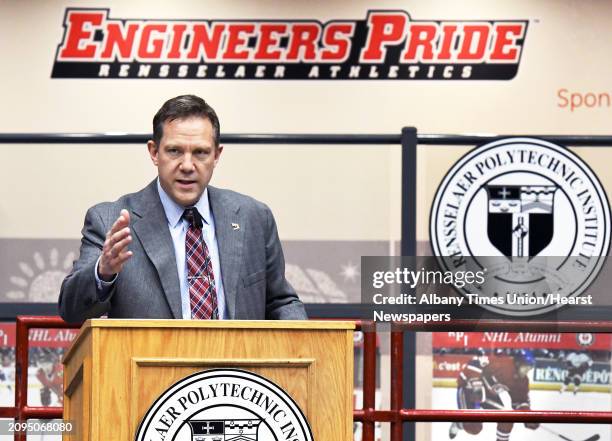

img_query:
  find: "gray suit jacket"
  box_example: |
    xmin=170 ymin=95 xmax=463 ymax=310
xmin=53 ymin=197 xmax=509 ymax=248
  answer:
xmin=58 ymin=180 xmax=307 ymax=321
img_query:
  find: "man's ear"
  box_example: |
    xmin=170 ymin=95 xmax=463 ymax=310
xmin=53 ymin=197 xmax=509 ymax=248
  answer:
xmin=147 ymin=140 xmax=159 ymax=166
xmin=214 ymin=144 xmax=224 ymax=166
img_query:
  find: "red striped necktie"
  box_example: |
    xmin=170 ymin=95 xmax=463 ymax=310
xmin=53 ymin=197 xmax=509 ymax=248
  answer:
xmin=183 ymin=207 xmax=218 ymax=319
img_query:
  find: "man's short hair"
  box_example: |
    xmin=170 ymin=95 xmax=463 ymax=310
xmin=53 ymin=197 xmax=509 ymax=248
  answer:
xmin=152 ymin=95 xmax=221 ymax=147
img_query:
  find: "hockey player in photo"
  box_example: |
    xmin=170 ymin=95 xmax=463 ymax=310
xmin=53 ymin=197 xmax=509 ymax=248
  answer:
xmin=559 ymin=351 xmax=593 ymax=394
xmin=0 ymin=351 xmax=14 ymax=395
xmin=449 ymin=349 xmax=539 ymax=441
xmin=35 ymin=350 xmax=64 ymax=406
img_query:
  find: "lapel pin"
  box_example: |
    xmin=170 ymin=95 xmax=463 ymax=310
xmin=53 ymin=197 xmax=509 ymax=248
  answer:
xmin=232 ymin=223 xmax=240 ymax=231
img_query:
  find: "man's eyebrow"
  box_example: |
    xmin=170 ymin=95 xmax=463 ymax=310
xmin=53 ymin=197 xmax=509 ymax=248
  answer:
xmin=164 ymin=143 xmax=212 ymax=150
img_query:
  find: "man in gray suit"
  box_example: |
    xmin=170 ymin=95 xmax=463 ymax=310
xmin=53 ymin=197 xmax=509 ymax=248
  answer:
xmin=59 ymin=95 xmax=306 ymax=322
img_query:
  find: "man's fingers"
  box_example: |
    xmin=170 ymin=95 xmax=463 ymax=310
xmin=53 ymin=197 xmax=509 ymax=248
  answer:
xmin=108 ymin=210 xmax=131 ymax=236
xmin=99 ymin=210 xmax=133 ymax=277
xmin=101 ymin=247 xmax=133 ymax=276
xmin=114 ymin=209 xmax=131 ymax=231
xmin=111 ymin=250 xmax=133 ymax=269
xmin=120 ymin=209 xmax=131 ymax=225
xmin=108 ymin=227 xmax=131 ymax=249
xmin=109 ymin=234 xmax=132 ymax=258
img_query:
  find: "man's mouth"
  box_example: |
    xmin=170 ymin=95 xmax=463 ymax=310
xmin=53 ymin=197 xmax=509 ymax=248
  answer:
xmin=176 ymin=179 xmax=196 ymax=188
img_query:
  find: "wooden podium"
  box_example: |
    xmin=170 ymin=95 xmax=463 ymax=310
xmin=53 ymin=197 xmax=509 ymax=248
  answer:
xmin=62 ymin=320 xmax=354 ymax=441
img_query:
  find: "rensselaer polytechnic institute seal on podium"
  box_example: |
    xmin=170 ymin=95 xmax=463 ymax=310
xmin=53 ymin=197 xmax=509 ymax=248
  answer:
xmin=135 ymin=369 xmax=313 ymax=441
xmin=430 ymin=137 xmax=611 ymax=316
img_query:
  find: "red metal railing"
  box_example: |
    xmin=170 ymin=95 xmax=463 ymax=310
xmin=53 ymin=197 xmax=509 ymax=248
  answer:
xmin=2 ymin=317 xmax=612 ymax=441
xmin=0 ymin=316 xmax=81 ymax=441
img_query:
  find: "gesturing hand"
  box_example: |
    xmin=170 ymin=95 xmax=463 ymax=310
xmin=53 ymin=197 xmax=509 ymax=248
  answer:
xmin=98 ymin=209 xmax=133 ymax=281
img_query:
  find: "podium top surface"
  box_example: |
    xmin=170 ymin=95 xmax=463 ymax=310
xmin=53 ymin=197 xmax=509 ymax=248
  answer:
xmin=82 ymin=319 xmax=355 ymax=330
xmin=63 ymin=320 xmax=354 ymax=364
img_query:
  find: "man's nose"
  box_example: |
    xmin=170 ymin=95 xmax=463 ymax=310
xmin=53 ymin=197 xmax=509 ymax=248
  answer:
xmin=179 ymin=153 xmax=195 ymax=172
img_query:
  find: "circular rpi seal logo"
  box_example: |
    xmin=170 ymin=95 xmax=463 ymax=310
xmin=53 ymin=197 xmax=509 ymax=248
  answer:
xmin=430 ymin=138 xmax=610 ymax=316
xmin=135 ymin=369 xmax=313 ymax=441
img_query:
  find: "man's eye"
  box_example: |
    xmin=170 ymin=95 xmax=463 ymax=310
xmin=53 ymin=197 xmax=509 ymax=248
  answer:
xmin=194 ymin=150 xmax=209 ymax=159
xmin=167 ymin=148 xmax=180 ymax=155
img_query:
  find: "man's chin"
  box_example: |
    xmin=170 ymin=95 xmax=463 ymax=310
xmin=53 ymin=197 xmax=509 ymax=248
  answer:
xmin=171 ymin=191 xmax=201 ymax=207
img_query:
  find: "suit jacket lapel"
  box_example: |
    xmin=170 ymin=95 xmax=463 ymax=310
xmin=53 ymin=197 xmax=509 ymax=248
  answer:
xmin=208 ymin=186 xmax=243 ymax=319
xmin=131 ymin=181 xmax=182 ymax=319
